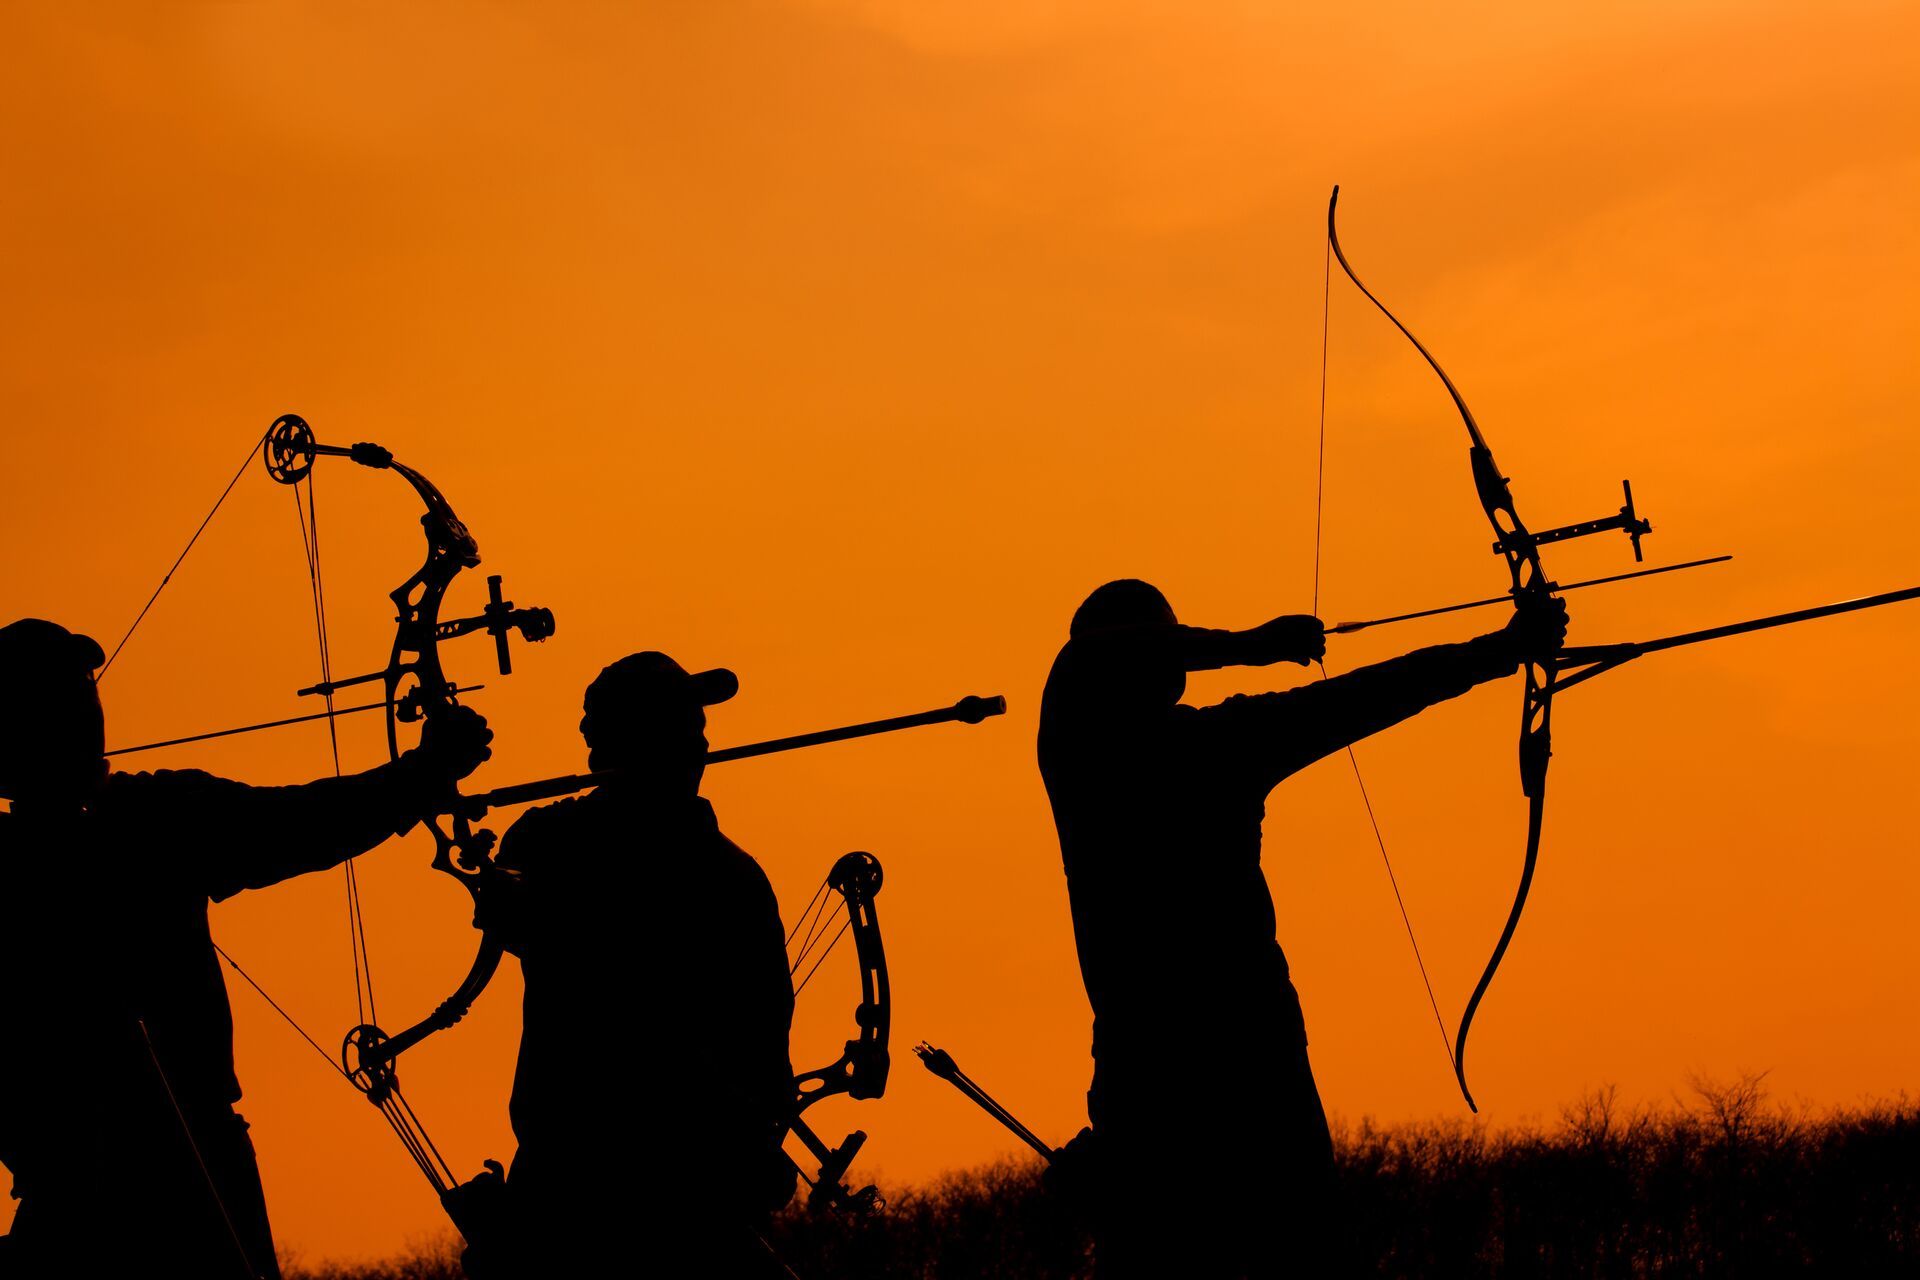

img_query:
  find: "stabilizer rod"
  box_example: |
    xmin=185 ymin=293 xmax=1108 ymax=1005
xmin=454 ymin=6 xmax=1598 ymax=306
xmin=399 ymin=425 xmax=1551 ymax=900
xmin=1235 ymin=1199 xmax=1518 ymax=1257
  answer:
xmin=456 ymin=694 xmax=1007 ymax=819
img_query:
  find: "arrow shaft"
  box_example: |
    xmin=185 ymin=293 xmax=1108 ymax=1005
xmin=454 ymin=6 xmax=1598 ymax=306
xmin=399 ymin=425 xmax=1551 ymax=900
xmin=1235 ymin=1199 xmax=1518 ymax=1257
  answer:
xmin=106 ymin=686 xmax=485 ymax=757
xmin=1329 ymin=556 xmax=1732 ymax=635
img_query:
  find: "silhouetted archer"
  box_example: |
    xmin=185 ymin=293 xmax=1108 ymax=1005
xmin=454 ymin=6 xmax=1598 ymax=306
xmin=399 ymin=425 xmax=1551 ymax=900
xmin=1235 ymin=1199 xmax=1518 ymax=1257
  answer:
xmin=449 ymin=656 xmax=1003 ymax=1278
xmin=0 ymin=612 xmax=495 ymax=1280
xmin=997 ymin=187 xmax=1920 ymax=1280
xmin=1037 ymin=575 xmax=1565 ymax=1277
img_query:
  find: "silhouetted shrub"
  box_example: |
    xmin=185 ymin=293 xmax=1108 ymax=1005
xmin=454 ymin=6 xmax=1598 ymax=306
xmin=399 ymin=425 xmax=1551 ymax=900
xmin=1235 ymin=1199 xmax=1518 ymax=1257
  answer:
xmin=287 ymin=1079 xmax=1919 ymax=1278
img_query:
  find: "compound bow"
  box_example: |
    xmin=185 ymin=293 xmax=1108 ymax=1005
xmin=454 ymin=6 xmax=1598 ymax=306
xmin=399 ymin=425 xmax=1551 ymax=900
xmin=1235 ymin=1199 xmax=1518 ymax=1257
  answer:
xmin=784 ymin=850 xmax=891 ymax=1214
xmin=106 ymin=413 xmax=555 ymax=1220
xmin=263 ymin=414 xmax=555 ymax=1213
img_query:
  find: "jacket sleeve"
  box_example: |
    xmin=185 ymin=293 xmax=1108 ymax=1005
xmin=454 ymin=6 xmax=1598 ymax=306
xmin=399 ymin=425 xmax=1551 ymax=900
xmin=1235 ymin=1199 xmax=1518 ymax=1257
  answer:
xmin=482 ymin=803 xmax=559 ymax=957
xmin=1193 ymin=633 xmax=1517 ymax=790
xmin=1043 ymin=624 xmax=1242 ymax=736
xmin=106 ymin=762 xmax=435 ymax=901
xmin=739 ymin=861 xmax=797 ymax=1140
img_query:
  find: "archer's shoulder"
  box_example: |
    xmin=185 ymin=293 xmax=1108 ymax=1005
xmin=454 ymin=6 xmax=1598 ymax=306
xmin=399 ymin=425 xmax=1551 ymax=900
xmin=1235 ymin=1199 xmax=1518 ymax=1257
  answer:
xmin=1193 ymin=689 xmax=1293 ymax=716
xmin=498 ymin=795 xmax=584 ymax=849
xmin=99 ymin=768 xmax=244 ymax=806
xmin=707 ymin=821 xmax=778 ymax=897
xmin=1180 ymin=690 xmax=1296 ymax=742
xmin=105 ymin=767 xmax=229 ymax=788
xmin=513 ymin=794 xmax=586 ymax=823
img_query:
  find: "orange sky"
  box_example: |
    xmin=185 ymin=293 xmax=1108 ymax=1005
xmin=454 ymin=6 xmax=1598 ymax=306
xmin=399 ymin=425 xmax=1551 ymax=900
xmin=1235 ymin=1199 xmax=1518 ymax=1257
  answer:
xmin=3 ymin=0 xmax=1917 ymax=1264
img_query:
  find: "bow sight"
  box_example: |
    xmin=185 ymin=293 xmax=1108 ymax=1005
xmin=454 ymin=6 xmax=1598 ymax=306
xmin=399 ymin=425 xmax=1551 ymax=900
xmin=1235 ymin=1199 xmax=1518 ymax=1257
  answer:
xmin=1484 ymin=474 xmax=1652 ymax=564
xmin=294 ymin=572 xmax=555 ymax=713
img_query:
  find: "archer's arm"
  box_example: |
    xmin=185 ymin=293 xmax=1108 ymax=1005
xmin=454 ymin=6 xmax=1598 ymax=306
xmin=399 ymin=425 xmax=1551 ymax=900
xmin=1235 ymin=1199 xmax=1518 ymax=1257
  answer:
xmin=1202 ymin=602 xmax=1565 ymax=785
xmin=1041 ymin=616 xmax=1326 ymax=735
xmin=111 ymin=706 xmax=493 ymax=899
xmin=105 ymin=761 xmax=431 ymax=899
xmin=1121 ymin=616 xmax=1327 ymax=673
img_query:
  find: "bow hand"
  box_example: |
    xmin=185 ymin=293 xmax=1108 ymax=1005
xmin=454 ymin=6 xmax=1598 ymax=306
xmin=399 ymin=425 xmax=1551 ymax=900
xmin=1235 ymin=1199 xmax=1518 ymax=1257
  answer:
xmin=1497 ymin=596 xmax=1571 ymax=668
xmin=406 ymin=704 xmax=495 ymax=783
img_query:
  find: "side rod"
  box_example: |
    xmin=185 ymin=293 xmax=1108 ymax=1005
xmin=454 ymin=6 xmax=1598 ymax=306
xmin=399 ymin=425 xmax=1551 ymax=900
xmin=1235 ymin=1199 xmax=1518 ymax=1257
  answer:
xmin=1555 ymin=583 xmax=1920 ymax=693
xmin=455 ymin=694 xmax=1007 ymax=819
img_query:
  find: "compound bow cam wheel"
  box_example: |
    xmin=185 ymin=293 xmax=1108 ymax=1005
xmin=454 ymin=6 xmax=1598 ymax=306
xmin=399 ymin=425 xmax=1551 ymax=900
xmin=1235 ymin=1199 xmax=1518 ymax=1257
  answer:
xmin=342 ymin=1022 xmax=395 ymax=1100
xmin=262 ymin=414 xmax=318 ymax=485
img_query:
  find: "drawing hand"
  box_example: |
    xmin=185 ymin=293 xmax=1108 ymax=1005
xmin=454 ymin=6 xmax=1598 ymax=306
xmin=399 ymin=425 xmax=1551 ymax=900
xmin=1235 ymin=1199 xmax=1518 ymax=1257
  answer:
xmin=1245 ymin=614 xmax=1328 ymax=666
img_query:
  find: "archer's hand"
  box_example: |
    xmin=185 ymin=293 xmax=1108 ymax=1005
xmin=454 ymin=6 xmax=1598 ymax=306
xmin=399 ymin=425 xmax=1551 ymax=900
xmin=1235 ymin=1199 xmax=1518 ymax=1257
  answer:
xmin=412 ymin=705 xmax=494 ymax=782
xmin=1500 ymin=596 xmax=1570 ymax=664
xmin=752 ymin=1146 xmax=800 ymax=1215
xmin=1043 ymin=1126 xmax=1103 ymax=1218
xmin=1243 ymin=614 xmax=1327 ymax=667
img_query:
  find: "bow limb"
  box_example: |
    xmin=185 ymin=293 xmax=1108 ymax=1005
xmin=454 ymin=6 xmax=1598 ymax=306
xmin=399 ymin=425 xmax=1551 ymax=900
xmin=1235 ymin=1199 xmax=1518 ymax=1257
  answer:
xmin=785 ymin=851 xmax=890 ymax=1213
xmin=1326 ymin=189 xmax=1556 ymax=1112
xmin=789 ymin=852 xmax=891 ymax=1109
xmin=1327 ymin=186 xmax=1493 ymax=455
xmin=1453 ymin=787 xmax=1543 ymax=1113
xmin=344 ymin=933 xmax=505 ymax=1097
xmin=1326 ymin=189 xmax=1550 ymax=594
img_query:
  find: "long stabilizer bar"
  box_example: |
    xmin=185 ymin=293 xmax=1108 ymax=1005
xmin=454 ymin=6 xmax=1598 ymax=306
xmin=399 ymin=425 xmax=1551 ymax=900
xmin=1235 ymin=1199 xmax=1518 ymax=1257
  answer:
xmin=456 ymin=694 xmax=1007 ymax=819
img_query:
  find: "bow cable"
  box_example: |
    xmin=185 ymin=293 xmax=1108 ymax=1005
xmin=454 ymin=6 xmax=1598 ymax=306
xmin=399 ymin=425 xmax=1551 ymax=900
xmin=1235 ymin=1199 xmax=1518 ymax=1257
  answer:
xmin=98 ymin=432 xmax=265 ymax=682
xmin=787 ymin=871 xmax=854 ymax=998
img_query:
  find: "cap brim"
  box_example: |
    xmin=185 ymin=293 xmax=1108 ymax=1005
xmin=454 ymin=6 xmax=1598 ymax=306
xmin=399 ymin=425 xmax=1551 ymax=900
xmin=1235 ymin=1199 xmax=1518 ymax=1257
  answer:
xmin=72 ymin=633 xmax=106 ymax=672
xmin=690 ymin=667 xmax=739 ymax=706
xmin=0 ymin=619 xmax=106 ymax=673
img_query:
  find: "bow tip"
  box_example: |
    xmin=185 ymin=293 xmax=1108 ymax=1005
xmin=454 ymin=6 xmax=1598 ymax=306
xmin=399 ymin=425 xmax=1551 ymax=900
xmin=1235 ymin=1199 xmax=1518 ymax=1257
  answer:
xmin=1456 ymin=1071 xmax=1481 ymax=1114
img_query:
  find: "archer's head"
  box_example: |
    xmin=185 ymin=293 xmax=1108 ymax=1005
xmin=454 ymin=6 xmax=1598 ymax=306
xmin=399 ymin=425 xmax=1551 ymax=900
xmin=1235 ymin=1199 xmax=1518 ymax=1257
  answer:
xmin=1072 ymin=579 xmax=1176 ymax=635
xmin=1070 ymin=579 xmax=1187 ymax=707
xmin=580 ymin=651 xmax=738 ymax=797
xmin=0 ymin=618 xmax=108 ymax=809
